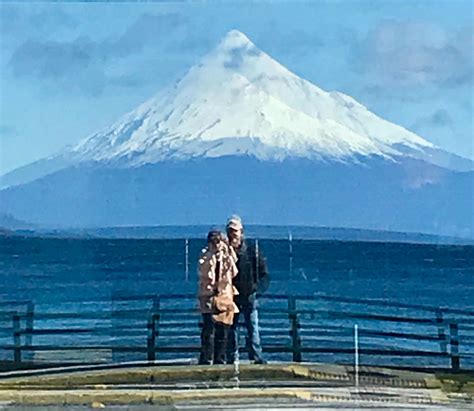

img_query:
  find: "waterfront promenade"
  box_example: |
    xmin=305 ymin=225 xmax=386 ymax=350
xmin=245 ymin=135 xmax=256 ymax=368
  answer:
xmin=0 ymin=362 xmax=472 ymax=409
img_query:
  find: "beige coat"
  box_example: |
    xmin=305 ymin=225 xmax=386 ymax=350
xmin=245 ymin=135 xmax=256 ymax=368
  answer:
xmin=198 ymin=241 xmax=239 ymax=325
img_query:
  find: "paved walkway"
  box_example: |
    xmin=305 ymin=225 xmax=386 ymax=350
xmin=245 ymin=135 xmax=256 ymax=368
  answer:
xmin=0 ymin=362 xmax=472 ymax=409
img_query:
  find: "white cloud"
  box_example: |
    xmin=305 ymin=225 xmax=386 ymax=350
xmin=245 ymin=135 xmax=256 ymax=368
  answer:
xmin=355 ymin=20 xmax=473 ymax=89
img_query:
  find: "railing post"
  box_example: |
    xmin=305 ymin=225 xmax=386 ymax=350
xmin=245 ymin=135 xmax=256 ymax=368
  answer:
xmin=449 ymin=322 xmax=460 ymax=371
xmin=288 ymin=232 xmax=293 ymax=281
xmin=25 ymin=302 xmax=34 ymax=362
xmin=435 ymin=309 xmax=447 ymax=354
xmin=148 ymin=296 xmax=160 ymax=362
xmin=354 ymin=324 xmax=359 ymax=389
xmin=147 ymin=314 xmax=158 ymax=362
xmin=152 ymin=295 xmax=161 ymax=314
xmin=288 ymin=296 xmax=301 ymax=362
xmin=13 ymin=314 xmax=21 ymax=365
xmin=185 ymin=239 xmax=190 ymax=282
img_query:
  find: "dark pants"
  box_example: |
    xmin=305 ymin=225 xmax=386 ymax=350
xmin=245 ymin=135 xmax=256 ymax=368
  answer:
xmin=227 ymin=294 xmax=264 ymax=364
xmin=199 ymin=313 xmax=229 ymax=365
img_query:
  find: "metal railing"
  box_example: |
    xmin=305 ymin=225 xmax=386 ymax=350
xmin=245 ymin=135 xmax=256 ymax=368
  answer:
xmin=2 ymin=293 xmax=474 ymax=372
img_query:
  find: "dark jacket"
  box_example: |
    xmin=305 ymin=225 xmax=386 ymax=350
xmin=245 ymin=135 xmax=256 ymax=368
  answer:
xmin=233 ymin=240 xmax=270 ymax=303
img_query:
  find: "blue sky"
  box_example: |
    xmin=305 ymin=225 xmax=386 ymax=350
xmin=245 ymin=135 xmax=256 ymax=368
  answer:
xmin=0 ymin=0 xmax=472 ymax=175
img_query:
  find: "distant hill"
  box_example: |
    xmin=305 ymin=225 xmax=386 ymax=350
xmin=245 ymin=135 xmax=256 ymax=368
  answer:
xmin=0 ymin=227 xmax=14 ymax=236
xmin=0 ymin=212 xmax=35 ymax=230
xmin=14 ymin=224 xmax=472 ymax=245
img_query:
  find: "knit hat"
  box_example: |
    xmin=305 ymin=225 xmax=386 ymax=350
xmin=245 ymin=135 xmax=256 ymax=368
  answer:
xmin=226 ymin=215 xmax=243 ymax=231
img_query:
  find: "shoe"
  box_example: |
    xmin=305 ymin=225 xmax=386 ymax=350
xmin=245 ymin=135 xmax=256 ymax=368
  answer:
xmin=254 ymin=358 xmax=267 ymax=365
xmin=198 ymin=359 xmax=212 ymax=365
xmin=214 ymin=359 xmax=226 ymax=365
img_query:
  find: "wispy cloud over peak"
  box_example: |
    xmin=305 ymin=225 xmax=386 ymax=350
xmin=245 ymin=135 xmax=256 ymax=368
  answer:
xmin=354 ymin=20 xmax=473 ymax=89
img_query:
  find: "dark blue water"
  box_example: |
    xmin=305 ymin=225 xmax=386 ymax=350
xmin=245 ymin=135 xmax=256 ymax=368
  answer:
xmin=1 ymin=236 xmax=474 ymax=369
xmin=1 ymin=237 xmax=473 ymax=310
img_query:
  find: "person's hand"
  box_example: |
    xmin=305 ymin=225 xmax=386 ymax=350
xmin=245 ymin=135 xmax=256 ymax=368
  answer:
xmin=213 ymin=295 xmax=233 ymax=313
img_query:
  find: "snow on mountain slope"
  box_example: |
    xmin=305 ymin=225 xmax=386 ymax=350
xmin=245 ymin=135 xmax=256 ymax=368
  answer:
xmin=70 ymin=30 xmax=433 ymax=165
xmin=2 ymin=30 xmax=472 ymax=192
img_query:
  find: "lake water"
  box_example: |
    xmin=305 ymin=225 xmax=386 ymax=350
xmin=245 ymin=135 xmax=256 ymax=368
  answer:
xmin=1 ymin=236 xmax=473 ymax=307
xmin=1 ymin=236 xmax=473 ymax=368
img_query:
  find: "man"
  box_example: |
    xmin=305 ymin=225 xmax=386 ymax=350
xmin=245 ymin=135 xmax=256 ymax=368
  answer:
xmin=226 ymin=215 xmax=270 ymax=364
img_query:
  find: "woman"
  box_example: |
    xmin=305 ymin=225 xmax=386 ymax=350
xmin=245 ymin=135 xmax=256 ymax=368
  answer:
xmin=198 ymin=229 xmax=239 ymax=364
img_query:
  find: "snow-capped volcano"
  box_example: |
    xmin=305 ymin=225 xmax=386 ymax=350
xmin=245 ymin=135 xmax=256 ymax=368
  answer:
xmin=2 ymin=29 xmax=472 ymax=192
xmin=70 ymin=30 xmax=433 ymax=165
xmin=1 ymin=30 xmax=472 ymax=237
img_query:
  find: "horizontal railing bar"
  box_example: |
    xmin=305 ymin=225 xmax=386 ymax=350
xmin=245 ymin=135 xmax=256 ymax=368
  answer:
xmin=359 ymin=330 xmax=443 ymax=342
xmin=0 ymin=312 xmax=23 ymax=318
xmin=156 ymin=323 xmax=291 ymax=331
xmin=19 ymin=329 xmax=95 ymax=335
xmin=158 ymin=321 xmax=199 ymax=327
xmin=282 ymin=347 xmax=451 ymax=357
xmin=19 ymin=317 xmax=474 ymax=331
xmin=299 ymin=330 xmax=351 ymax=338
xmin=262 ymin=293 xmax=474 ymax=317
xmin=153 ymin=309 xmax=199 ymax=314
xmin=0 ymin=301 xmax=32 ymax=307
xmin=298 ymin=322 xmax=434 ymax=332
xmin=299 ymin=330 xmax=442 ymax=342
xmin=0 ymin=345 xmax=149 ymax=352
xmin=14 ymin=328 xmax=149 ymax=337
xmin=12 ymin=328 xmax=472 ymax=347
xmin=2 ymin=344 xmax=473 ymax=358
xmin=261 ymin=308 xmax=298 ymax=314
xmin=111 ymin=294 xmax=157 ymax=301
xmin=157 ymin=310 xmax=293 ymax=317
xmin=10 ymin=310 xmax=471 ymax=326
xmin=157 ymin=331 xmax=201 ymax=337
xmin=14 ymin=311 xmax=151 ymax=320
xmin=153 ymin=338 xmax=200 ymax=344
xmin=296 ymin=310 xmax=437 ymax=324
xmin=112 ymin=292 xmax=474 ymax=317
xmin=154 ymin=346 xmax=200 ymax=352
xmin=0 ymin=340 xmax=458 ymax=354
xmin=13 ymin=330 xmax=444 ymax=342
xmin=113 ymin=294 xmax=197 ymax=302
